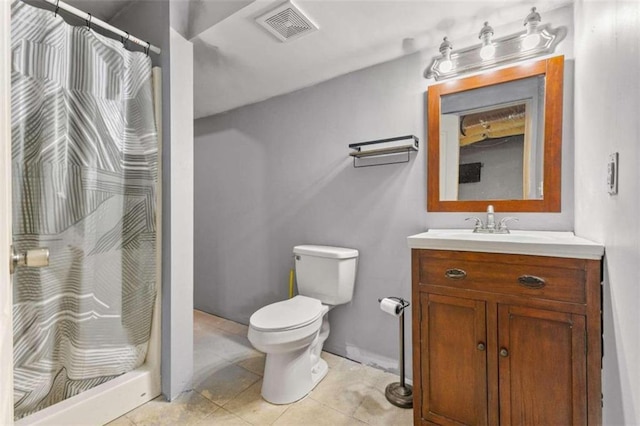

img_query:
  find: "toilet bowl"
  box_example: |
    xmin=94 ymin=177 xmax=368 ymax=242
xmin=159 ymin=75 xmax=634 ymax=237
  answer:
xmin=248 ymin=295 xmax=330 ymax=404
xmin=247 ymin=245 xmax=358 ymax=405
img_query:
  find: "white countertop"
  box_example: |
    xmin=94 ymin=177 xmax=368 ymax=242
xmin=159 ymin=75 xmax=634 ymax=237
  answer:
xmin=407 ymin=229 xmax=604 ymax=260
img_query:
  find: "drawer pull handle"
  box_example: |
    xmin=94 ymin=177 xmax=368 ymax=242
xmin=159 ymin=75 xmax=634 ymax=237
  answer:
xmin=518 ymin=275 xmax=546 ymax=289
xmin=500 ymin=348 xmax=509 ymax=357
xmin=445 ymin=268 xmax=467 ymax=280
xmin=477 ymin=342 xmax=486 ymax=351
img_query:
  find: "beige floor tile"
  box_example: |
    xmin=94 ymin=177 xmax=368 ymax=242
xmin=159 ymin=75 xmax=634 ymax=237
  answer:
xmin=125 ymin=391 xmax=220 ymax=426
xmin=194 ymin=309 xmax=249 ymax=335
xmin=360 ymin=364 xmax=390 ymax=387
xmin=273 ymin=398 xmax=365 ymax=426
xmin=193 ymin=352 xmax=234 ymax=391
xmin=353 ymin=387 xmax=413 ymax=425
xmin=192 ymin=361 xmax=242 ymax=392
xmin=331 ymin=355 xmax=366 ymax=374
xmin=194 ymin=344 xmax=228 ymax=370
xmin=216 ymin=318 xmax=249 ymax=336
xmin=194 ymin=310 xmax=227 ymax=330
xmin=236 ymin=353 xmax=266 ymax=376
xmin=105 ymin=414 xmax=135 ymax=426
xmin=119 ymin=312 xmax=411 ymax=426
xmin=323 ymin=361 xmax=367 ymax=385
xmin=195 ymin=329 xmax=261 ymax=364
xmin=363 ymin=367 xmax=402 ymax=392
xmin=194 ymin=323 xmax=218 ymax=344
xmin=196 ymin=362 xmax=261 ymax=406
xmin=320 ymin=351 xmax=344 ymax=368
xmin=223 ymin=380 xmax=290 ymax=425
xmin=195 ymin=408 xmax=251 ymax=425
xmin=309 ymin=370 xmax=374 ymax=416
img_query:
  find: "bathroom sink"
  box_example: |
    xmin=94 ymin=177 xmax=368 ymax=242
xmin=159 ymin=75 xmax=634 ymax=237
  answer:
xmin=407 ymin=229 xmax=604 ymax=259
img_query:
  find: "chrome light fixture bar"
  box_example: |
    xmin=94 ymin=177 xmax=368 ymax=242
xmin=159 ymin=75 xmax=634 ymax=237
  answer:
xmin=424 ymin=8 xmax=565 ymax=81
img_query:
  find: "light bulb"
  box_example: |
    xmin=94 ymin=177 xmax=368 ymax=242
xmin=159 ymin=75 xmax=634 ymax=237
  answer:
xmin=478 ymin=22 xmax=495 ymax=60
xmin=437 ymin=37 xmax=454 ymax=73
xmin=522 ymin=7 xmax=542 ymax=51
xmin=522 ymin=33 xmax=541 ymax=50
xmin=438 ymin=59 xmax=453 ymax=73
xmin=480 ymin=43 xmax=495 ymax=60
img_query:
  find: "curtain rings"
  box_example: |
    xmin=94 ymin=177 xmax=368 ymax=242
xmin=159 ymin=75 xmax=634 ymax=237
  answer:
xmin=144 ymin=41 xmax=150 ymax=56
xmin=85 ymin=13 xmax=92 ymax=31
xmin=121 ymin=31 xmax=130 ymax=48
xmin=54 ymin=0 xmax=60 ymax=18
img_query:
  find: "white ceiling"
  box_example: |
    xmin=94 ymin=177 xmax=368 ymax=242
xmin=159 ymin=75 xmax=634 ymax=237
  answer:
xmin=57 ymin=0 xmax=571 ymax=120
xmin=192 ymin=0 xmax=571 ymax=119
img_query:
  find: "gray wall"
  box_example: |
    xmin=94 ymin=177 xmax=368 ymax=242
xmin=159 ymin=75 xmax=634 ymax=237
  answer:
xmin=165 ymin=28 xmax=194 ymax=399
xmin=110 ymin=1 xmax=183 ymax=400
xmin=195 ymin=52 xmax=425 ymax=371
xmin=458 ymin=136 xmax=524 ymax=201
xmin=194 ymin=48 xmax=576 ymax=374
xmin=574 ymin=0 xmax=640 ymax=422
xmin=112 ymin=1 xmax=196 ymax=401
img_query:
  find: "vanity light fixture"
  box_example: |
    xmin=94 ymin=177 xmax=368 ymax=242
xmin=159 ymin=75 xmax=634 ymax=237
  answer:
xmin=424 ymin=7 xmax=565 ymax=80
xmin=522 ymin=7 xmax=542 ymax=50
xmin=437 ymin=37 xmax=453 ymax=72
xmin=478 ymin=22 xmax=496 ymax=60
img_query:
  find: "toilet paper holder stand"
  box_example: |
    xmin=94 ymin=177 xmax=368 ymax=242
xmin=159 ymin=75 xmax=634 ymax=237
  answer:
xmin=378 ymin=296 xmax=413 ymax=409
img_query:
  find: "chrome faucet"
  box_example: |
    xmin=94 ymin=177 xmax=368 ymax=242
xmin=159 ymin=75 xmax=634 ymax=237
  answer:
xmin=466 ymin=205 xmax=518 ymax=234
xmin=486 ymin=205 xmax=495 ymax=231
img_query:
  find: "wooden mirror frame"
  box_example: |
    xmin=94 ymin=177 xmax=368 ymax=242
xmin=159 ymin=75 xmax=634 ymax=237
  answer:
xmin=427 ymin=55 xmax=564 ymax=212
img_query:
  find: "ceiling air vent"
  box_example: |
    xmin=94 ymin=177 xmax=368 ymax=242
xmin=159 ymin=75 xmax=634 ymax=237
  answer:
xmin=256 ymin=1 xmax=318 ymax=43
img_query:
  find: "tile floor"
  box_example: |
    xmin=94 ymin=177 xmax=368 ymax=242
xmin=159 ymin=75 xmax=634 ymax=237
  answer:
xmin=108 ymin=310 xmax=413 ymax=425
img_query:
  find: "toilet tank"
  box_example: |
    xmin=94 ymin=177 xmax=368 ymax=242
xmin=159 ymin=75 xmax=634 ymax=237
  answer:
xmin=293 ymin=245 xmax=358 ymax=306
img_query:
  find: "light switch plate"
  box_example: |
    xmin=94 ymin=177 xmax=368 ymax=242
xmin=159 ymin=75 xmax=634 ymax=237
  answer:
xmin=607 ymin=152 xmax=618 ymax=195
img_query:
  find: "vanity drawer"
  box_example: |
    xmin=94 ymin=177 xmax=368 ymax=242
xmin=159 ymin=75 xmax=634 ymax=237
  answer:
xmin=418 ymin=253 xmax=586 ymax=304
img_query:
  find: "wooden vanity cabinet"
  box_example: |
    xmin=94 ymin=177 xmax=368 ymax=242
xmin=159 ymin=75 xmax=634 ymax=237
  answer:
xmin=412 ymin=249 xmax=602 ymax=426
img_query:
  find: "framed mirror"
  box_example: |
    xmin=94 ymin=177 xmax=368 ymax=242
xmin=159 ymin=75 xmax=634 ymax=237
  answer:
xmin=427 ymin=56 xmax=564 ymax=212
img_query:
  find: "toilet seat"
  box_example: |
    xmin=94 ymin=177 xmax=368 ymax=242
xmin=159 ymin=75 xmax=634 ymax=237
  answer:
xmin=250 ymin=295 xmax=323 ymax=332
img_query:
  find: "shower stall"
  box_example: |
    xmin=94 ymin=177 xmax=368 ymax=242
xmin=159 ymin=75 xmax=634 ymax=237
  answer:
xmin=3 ymin=0 xmax=163 ymax=423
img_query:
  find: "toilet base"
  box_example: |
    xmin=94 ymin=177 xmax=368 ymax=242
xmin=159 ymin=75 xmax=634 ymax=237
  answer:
xmin=260 ymin=314 xmax=331 ymax=405
xmin=261 ymin=348 xmax=328 ymax=405
xmin=255 ymin=308 xmax=332 ymax=405
xmin=311 ymin=358 xmax=328 ymax=386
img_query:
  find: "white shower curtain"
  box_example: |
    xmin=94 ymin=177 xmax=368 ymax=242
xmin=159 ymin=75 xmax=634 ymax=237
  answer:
xmin=11 ymin=0 xmax=158 ymax=419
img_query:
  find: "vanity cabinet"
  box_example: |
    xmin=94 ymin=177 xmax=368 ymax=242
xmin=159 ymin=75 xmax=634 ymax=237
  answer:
xmin=412 ymin=249 xmax=602 ymax=426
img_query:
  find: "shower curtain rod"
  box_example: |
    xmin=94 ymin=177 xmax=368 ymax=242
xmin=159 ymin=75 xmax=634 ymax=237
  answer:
xmin=33 ymin=0 xmax=161 ymax=54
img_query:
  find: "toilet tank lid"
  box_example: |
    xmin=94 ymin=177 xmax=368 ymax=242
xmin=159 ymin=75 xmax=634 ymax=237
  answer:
xmin=293 ymin=245 xmax=359 ymax=259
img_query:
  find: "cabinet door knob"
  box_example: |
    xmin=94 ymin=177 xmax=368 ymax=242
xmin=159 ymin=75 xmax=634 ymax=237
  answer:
xmin=499 ymin=348 xmax=509 ymax=357
xmin=445 ymin=268 xmax=467 ymax=280
xmin=518 ymin=275 xmax=546 ymax=289
xmin=477 ymin=342 xmax=486 ymax=351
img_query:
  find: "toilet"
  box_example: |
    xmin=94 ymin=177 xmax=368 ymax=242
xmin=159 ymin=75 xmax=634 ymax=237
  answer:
xmin=247 ymin=245 xmax=359 ymax=404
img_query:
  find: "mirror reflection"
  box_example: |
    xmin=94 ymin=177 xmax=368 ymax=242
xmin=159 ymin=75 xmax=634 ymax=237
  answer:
xmin=439 ymin=76 xmax=545 ymax=201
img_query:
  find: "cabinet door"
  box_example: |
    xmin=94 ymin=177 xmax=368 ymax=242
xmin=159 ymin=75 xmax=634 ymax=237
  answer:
xmin=420 ymin=293 xmax=488 ymax=425
xmin=498 ymin=305 xmax=587 ymax=425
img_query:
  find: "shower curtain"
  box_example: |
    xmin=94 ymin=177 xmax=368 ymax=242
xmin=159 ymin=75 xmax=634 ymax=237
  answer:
xmin=11 ymin=1 xmax=158 ymax=419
